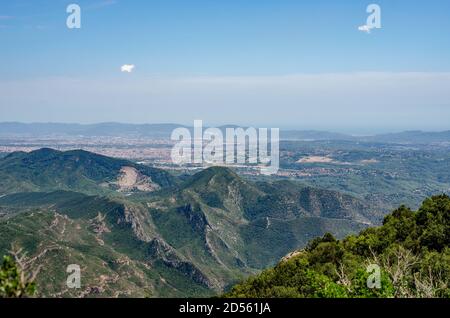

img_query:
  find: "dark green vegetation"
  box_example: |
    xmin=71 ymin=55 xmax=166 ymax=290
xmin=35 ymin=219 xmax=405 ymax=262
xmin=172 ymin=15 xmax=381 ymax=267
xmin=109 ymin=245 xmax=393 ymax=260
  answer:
xmin=0 ymin=148 xmax=174 ymax=194
xmin=225 ymin=195 xmax=450 ymax=298
xmin=0 ymin=254 xmax=37 ymax=298
xmin=0 ymin=149 xmax=375 ymax=297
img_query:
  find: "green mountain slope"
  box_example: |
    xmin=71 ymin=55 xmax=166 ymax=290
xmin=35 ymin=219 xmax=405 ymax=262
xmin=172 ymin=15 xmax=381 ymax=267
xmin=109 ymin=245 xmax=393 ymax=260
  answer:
xmin=144 ymin=166 xmax=371 ymax=271
xmin=0 ymin=148 xmax=175 ymax=195
xmin=225 ymin=195 xmax=450 ymax=298
xmin=0 ymin=191 xmax=211 ymax=297
xmin=0 ymin=149 xmax=380 ymax=297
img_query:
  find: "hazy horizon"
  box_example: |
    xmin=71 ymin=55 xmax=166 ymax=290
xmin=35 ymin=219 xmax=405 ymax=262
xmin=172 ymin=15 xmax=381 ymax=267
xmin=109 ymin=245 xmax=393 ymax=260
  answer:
xmin=1 ymin=1 xmax=450 ymax=134
xmin=0 ymin=120 xmax=449 ymax=135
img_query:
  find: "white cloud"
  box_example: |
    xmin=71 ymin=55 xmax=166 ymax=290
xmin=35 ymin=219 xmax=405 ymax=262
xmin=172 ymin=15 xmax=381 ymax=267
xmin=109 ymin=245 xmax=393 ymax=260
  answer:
xmin=358 ymin=25 xmax=371 ymax=34
xmin=121 ymin=64 xmax=135 ymax=73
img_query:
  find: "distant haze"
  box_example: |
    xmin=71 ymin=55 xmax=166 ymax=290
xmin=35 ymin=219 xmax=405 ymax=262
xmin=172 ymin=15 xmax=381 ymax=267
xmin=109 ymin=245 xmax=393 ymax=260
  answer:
xmin=0 ymin=122 xmax=449 ymax=143
xmin=1 ymin=73 xmax=449 ymax=134
xmin=1 ymin=1 xmax=450 ymax=134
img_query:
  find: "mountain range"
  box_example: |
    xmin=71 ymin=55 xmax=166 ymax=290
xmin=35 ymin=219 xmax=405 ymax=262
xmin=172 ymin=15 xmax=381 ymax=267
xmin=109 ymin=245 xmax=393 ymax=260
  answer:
xmin=0 ymin=149 xmax=381 ymax=297
xmin=0 ymin=122 xmax=449 ymax=143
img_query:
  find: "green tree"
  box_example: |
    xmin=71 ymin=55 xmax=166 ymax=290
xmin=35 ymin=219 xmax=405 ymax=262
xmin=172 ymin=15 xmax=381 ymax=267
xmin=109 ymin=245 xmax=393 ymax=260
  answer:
xmin=224 ymin=195 xmax=450 ymax=298
xmin=0 ymin=248 xmax=38 ymax=298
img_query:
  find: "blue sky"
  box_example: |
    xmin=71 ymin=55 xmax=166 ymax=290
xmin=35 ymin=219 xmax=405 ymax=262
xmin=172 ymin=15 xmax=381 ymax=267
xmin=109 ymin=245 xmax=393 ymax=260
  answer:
xmin=1 ymin=0 xmax=450 ymax=132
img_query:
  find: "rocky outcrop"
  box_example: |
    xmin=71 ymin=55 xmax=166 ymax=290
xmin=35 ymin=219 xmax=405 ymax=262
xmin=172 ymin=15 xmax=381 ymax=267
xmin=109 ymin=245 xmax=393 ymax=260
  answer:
xmin=116 ymin=204 xmax=154 ymax=242
xmin=147 ymin=238 xmax=215 ymax=289
xmin=90 ymin=212 xmax=111 ymax=246
xmin=114 ymin=166 xmax=161 ymax=193
xmin=178 ymin=204 xmax=210 ymax=234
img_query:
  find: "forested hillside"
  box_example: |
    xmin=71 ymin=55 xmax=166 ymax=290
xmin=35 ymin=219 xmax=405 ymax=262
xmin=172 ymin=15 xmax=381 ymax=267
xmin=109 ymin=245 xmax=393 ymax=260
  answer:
xmin=0 ymin=149 xmax=375 ymax=297
xmin=225 ymin=195 xmax=450 ymax=298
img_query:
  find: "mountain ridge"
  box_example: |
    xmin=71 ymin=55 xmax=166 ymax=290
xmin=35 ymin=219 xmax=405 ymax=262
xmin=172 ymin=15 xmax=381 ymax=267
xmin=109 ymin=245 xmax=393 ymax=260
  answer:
xmin=0 ymin=148 xmax=175 ymax=195
xmin=0 ymin=148 xmax=378 ymax=297
xmin=1 ymin=122 xmax=449 ymax=143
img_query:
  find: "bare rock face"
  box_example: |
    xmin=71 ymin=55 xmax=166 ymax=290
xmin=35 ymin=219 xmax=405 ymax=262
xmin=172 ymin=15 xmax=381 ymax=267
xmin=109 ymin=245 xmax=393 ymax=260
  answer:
xmin=114 ymin=166 xmax=161 ymax=193
xmin=178 ymin=204 xmax=210 ymax=234
xmin=90 ymin=212 xmax=111 ymax=235
xmin=177 ymin=204 xmax=229 ymax=267
xmin=116 ymin=204 xmax=154 ymax=242
xmin=147 ymin=238 xmax=216 ymax=289
xmin=90 ymin=212 xmax=111 ymax=246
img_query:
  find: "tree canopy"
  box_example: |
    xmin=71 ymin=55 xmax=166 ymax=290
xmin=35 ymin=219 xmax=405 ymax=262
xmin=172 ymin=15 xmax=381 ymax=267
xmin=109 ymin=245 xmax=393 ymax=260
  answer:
xmin=225 ymin=195 xmax=450 ymax=298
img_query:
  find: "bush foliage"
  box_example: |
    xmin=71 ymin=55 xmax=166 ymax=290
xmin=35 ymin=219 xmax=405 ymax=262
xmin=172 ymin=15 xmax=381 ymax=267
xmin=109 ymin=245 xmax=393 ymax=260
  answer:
xmin=225 ymin=195 xmax=450 ymax=298
xmin=0 ymin=255 xmax=36 ymax=298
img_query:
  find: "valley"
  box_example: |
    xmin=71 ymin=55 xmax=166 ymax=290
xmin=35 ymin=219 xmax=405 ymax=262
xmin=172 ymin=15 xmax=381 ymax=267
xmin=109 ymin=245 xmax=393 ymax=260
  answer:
xmin=0 ymin=124 xmax=449 ymax=298
xmin=0 ymin=148 xmax=372 ymax=297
